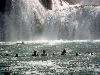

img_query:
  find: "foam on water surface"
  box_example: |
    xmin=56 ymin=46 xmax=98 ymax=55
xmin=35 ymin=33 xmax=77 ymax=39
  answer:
xmin=0 ymin=40 xmax=100 ymax=75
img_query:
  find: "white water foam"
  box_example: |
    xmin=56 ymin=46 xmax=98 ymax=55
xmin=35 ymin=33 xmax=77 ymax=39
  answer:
xmin=1 ymin=0 xmax=100 ymax=42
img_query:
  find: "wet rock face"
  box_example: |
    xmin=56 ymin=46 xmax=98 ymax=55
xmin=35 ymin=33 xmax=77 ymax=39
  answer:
xmin=40 ymin=0 xmax=52 ymax=10
xmin=64 ymin=0 xmax=77 ymax=4
xmin=0 ymin=0 xmax=6 ymax=13
xmin=59 ymin=0 xmax=63 ymax=6
xmin=0 ymin=0 xmax=77 ymax=13
xmin=0 ymin=0 xmax=11 ymax=13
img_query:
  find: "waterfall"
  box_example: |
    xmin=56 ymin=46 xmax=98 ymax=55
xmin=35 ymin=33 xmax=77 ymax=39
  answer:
xmin=78 ymin=0 xmax=100 ymax=5
xmin=1 ymin=0 xmax=100 ymax=41
xmin=4 ymin=0 xmax=46 ymax=41
xmin=42 ymin=5 xmax=100 ymax=40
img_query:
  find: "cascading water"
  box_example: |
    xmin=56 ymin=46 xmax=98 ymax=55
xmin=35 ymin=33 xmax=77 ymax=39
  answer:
xmin=1 ymin=1 xmax=100 ymax=75
xmin=4 ymin=0 xmax=46 ymax=41
xmin=78 ymin=0 xmax=100 ymax=5
xmin=1 ymin=0 xmax=100 ymax=41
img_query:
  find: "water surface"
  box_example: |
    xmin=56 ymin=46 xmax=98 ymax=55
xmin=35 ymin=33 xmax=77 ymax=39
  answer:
xmin=0 ymin=40 xmax=100 ymax=75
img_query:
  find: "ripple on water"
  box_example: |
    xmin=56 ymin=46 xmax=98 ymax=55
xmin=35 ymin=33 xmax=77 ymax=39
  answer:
xmin=0 ymin=41 xmax=100 ymax=75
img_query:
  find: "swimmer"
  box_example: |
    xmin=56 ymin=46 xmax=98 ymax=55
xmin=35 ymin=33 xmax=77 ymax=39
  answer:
xmin=61 ymin=49 xmax=66 ymax=55
xmin=41 ymin=50 xmax=48 ymax=56
xmin=15 ymin=54 xmax=19 ymax=57
xmin=76 ymin=53 xmax=79 ymax=57
xmin=85 ymin=52 xmax=93 ymax=55
xmin=32 ymin=51 xmax=39 ymax=57
xmin=53 ymin=52 xmax=56 ymax=55
xmin=16 ymin=42 xmax=24 ymax=44
xmin=22 ymin=42 xmax=24 ymax=44
xmin=91 ymin=52 xmax=93 ymax=55
xmin=5 ymin=53 xmax=9 ymax=57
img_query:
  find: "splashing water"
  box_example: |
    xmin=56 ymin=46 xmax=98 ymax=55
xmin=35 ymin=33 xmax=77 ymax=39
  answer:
xmin=0 ymin=40 xmax=100 ymax=75
xmin=78 ymin=0 xmax=100 ymax=5
xmin=0 ymin=0 xmax=100 ymax=42
xmin=0 ymin=1 xmax=100 ymax=75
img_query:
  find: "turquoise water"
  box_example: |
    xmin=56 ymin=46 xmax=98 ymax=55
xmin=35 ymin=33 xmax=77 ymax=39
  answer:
xmin=0 ymin=40 xmax=100 ymax=75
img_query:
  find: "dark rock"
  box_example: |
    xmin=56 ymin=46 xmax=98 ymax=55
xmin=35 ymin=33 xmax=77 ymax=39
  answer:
xmin=40 ymin=0 xmax=52 ymax=10
xmin=64 ymin=0 xmax=77 ymax=5
xmin=0 ymin=0 xmax=6 ymax=13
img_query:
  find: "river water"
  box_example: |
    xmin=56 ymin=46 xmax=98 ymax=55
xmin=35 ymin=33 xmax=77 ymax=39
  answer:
xmin=0 ymin=40 xmax=100 ymax=75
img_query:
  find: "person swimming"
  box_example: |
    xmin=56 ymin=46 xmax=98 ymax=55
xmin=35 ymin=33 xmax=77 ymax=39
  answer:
xmin=85 ymin=52 xmax=93 ymax=55
xmin=16 ymin=42 xmax=24 ymax=44
xmin=5 ymin=53 xmax=9 ymax=57
xmin=41 ymin=50 xmax=48 ymax=56
xmin=15 ymin=54 xmax=19 ymax=57
xmin=53 ymin=52 xmax=56 ymax=55
xmin=61 ymin=49 xmax=66 ymax=55
xmin=32 ymin=51 xmax=39 ymax=57
xmin=76 ymin=53 xmax=79 ymax=57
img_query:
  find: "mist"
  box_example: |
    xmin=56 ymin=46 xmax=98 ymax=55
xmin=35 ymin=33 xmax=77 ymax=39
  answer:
xmin=78 ymin=0 xmax=100 ymax=5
